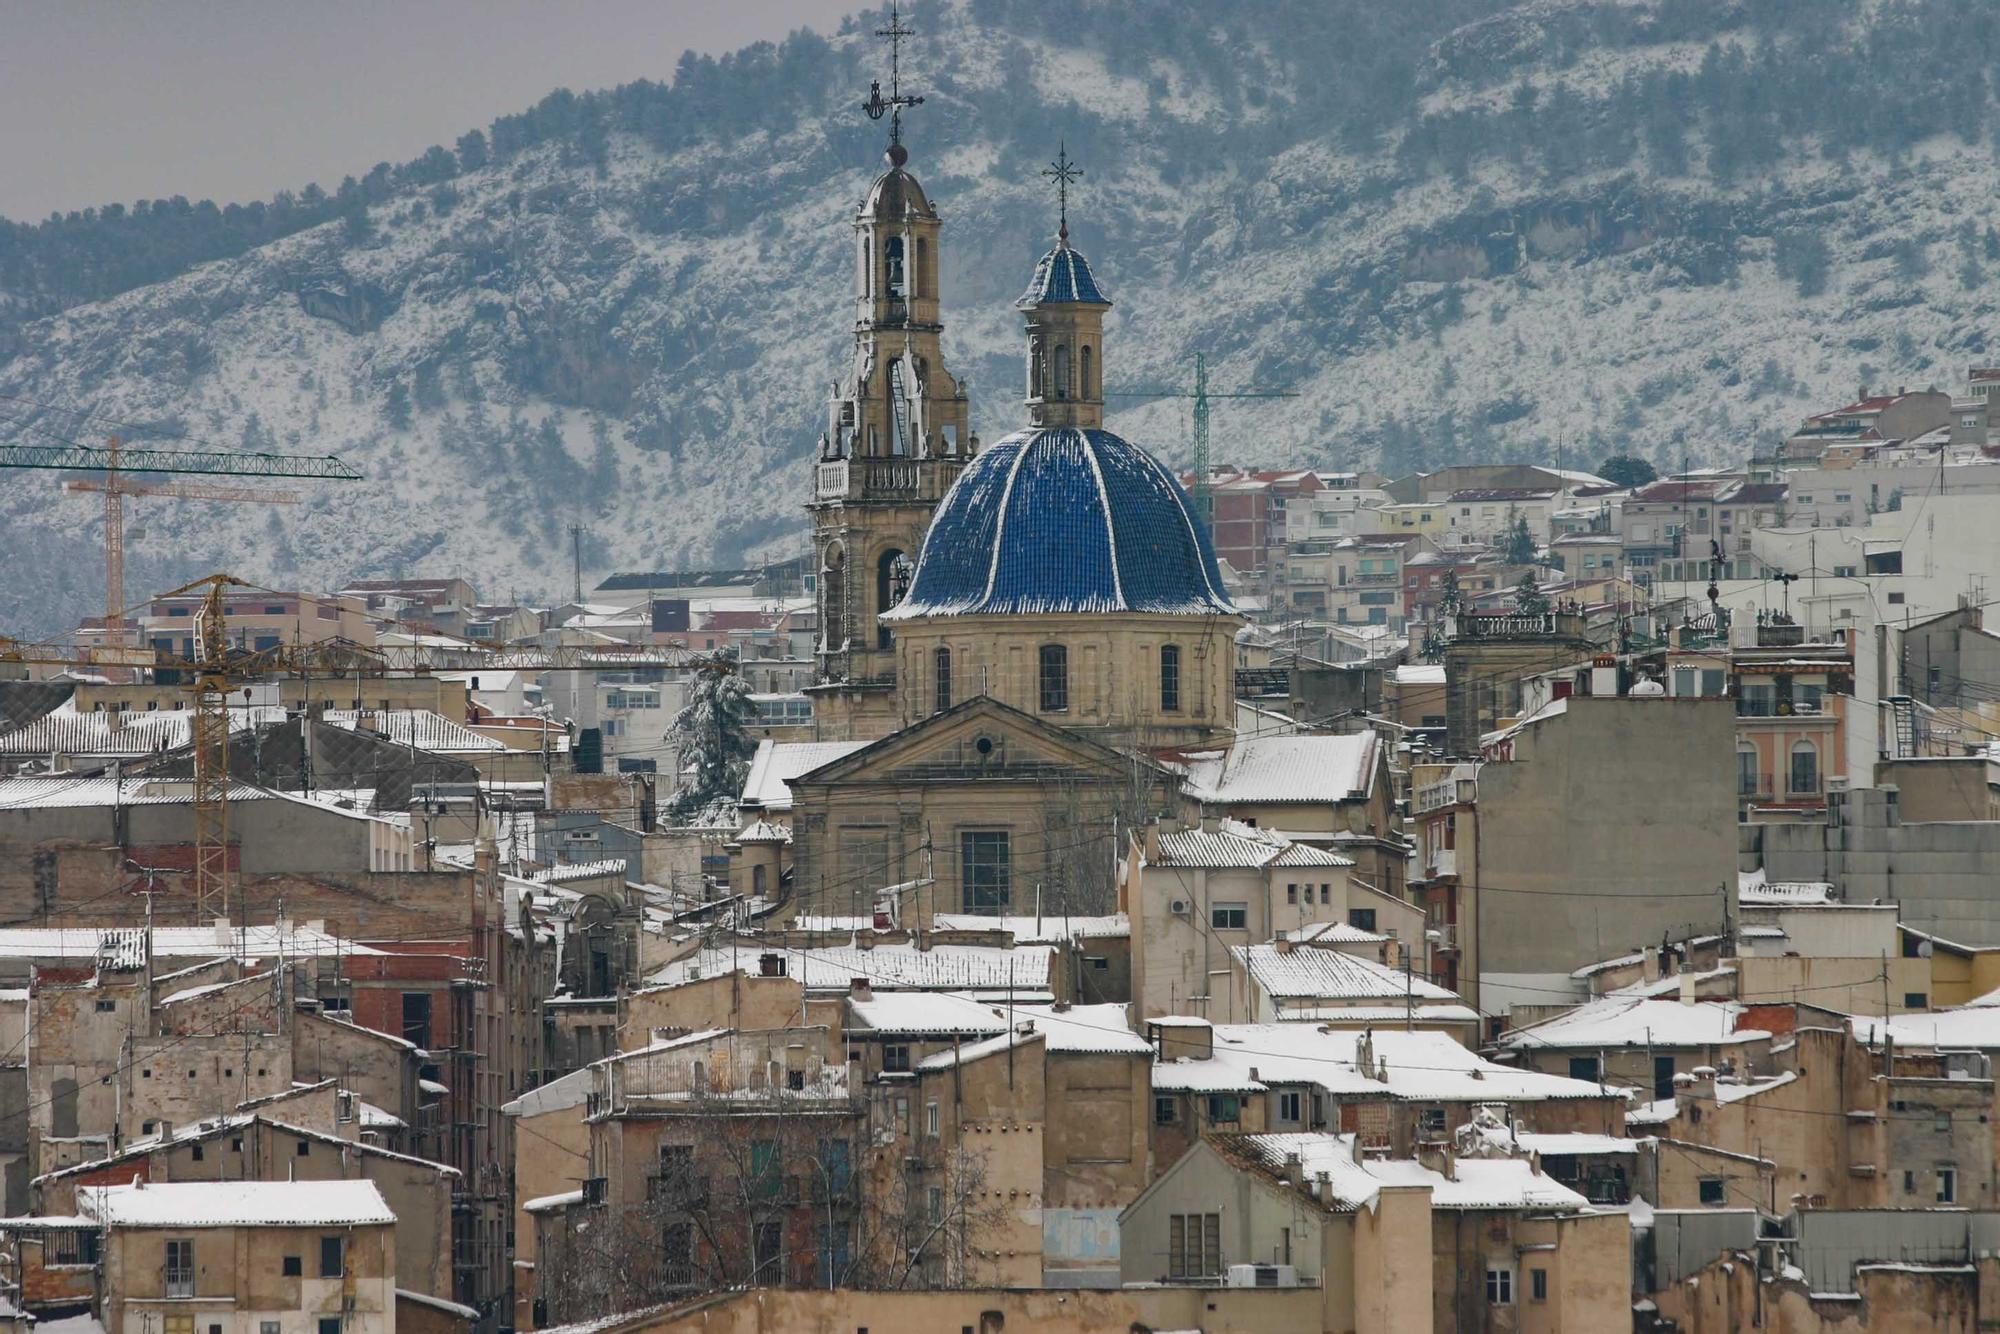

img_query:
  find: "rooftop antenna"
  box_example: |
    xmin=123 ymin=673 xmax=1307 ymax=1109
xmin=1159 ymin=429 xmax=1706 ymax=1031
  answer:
xmin=863 ymin=4 xmax=925 ymax=158
xmin=1042 ymin=141 xmax=1082 ymax=246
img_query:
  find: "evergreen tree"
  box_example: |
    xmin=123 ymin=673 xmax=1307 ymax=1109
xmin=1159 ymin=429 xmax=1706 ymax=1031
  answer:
xmin=666 ymin=650 xmax=757 ymax=825
xmin=1501 ymin=509 xmax=1536 ymax=565
xmin=1596 ymin=454 xmax=1657 ymax=488
xmin=1514 ymin=573 xmax=1550 ymax=616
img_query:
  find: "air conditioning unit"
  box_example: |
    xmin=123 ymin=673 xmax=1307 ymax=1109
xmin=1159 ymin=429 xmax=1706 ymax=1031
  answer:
xmin=1225 ymin=1263 xmax=1299 ymax=1288
xmin=1169 ymin=898 xmax=1191 ymax=917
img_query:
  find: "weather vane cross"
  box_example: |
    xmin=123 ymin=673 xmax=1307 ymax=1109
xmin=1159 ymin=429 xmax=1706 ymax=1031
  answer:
xmin=1042 ymin=141 xmax=1082 ymax=243
xmin=863 ymin=4 xmax=925 ymax=150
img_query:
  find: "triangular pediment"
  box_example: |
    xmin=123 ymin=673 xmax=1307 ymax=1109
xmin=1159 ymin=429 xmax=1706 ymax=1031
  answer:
xmin=792 ymin=696 xmax=1158 ymax=789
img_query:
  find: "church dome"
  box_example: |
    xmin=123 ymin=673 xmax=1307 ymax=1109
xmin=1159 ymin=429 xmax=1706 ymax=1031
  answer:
xmin=882 ymin=426 xmax=1234 ymax=620
xmin=1018 ymin=243 xmax=1110 ymax=307
xmin=864 ymin=163 xmax=935 ymax=221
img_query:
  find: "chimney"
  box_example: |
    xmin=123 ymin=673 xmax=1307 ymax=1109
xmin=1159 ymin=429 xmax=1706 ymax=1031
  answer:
xmin=1679 ymin=968 xmax=1697 ymax=1005
xmin=1143 ymin=819 xmax=1162 ymax=862
xmin=1316 ymin=1169 xmax=1333 ymax=1202
xmin=1274 ymin=934 xmax=1295 ymax=956
xmin=1282 ymin=1151 xmax=1303 ymax=1184
xmin=849 ymin=977 xmax=873 ymax=1003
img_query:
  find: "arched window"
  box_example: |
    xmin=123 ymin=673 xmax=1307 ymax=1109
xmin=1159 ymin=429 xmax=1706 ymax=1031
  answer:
xmin=1038 ymin=644 xmax=1068 ymax=713
xmin=1736 ymin=746 xmax=1760 ymax=798
xmin=1053 ymin=344 xmax=1071 ymax=400
xmin=877 ymin=549 xmax=911 ymax=650
xmin=884 ymin=236 xmax=906 ymax=300
xmin=1788 ymin=740 xmax=1819 ymax=796
xmin=752 ymin=863 xmax=767 ymax=897
xmin=822 ymin=548 xmax=846 ymax=653
xmin=1028 ymin=337 xmax=1042 ymax=399
xmin=1081 ymin=345 xmax=1094 ymax=398
xmin=914 ymin=237 xmax=927 ymax=298
xmin=934 ymin=646 xmax=953 ymax=714
xmin=1160 ymin=644 xmax=1182 ymax=713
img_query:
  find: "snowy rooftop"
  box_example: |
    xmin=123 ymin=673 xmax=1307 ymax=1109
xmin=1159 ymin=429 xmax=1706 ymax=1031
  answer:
xmin=1737 ymin=869 xmax=1836 ymax=906
xmin=1234 ymin=941 xmax=1463 ymax=1004
xmin=0 ymin=701 xmax=283 ymax=758
xmin=1153 ymin=1023 xmax=1613 ymax=1103
xmin=847 ymin=990 xmax=1011 ymax=1037
xmin=81 ymin=1179 xmax=393 ymax=1228
xmin=738 ymin=739 xmax=870 ymax=812
xmin=1498 ymin=999 xmax=1769 ymax=1052
xmin=644 ymin=940 xmax=1057 ymax=999
xmin=529 ymin=860 xmax=627 ymax=884
xmin=1152 ymin=818 xmax=1353 ymax=870
xmin=1389 ymin=663 xmax=1447 ymax=686
xmin=915 ymin=1004 xmax=1152 ymax=1070
xmin=1178 ymin=733 xmax=1380 ymax=806
xmin=324 ymin=708 xmax=504 ymax=753
xmin=1854 ymin=1009 xmax=2000 ymax=1050
xmin=1216 ymin=1132 xmax=1589 ymax=1212
xmin=0 ymin=776 xmax=287 ymax=810
xmin=0 ymin=924 xmax=377 ymax=962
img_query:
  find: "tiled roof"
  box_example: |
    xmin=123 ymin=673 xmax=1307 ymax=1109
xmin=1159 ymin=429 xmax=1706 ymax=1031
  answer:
xmin=1153 ymin=819 xmax=1352 ymax=870
xmin=847 ymin=991 xmax=1010 ymax=1036
xmin=0 ymin=701 xmax=281 ymax=758
xmin=1234 ymin=943 xmax=1462 ymax=1003
xmin=82 ymin=1180 xmax=393 ymax=1228
xmin=1179 ymin=733 xmax=1379 ymax=806
xmin=530 ymin=860 xmax=627 ymax=884
xmin=323 ymin=709 xmax=503 ymax=753
xmin=644 ymin=940 xmax=1057 ymax=999
xmin=738 ymin=739 xmax=870 ymax=811
xmin=882 ymin=427 xmax=1233 ymax=620
xmin=1151 ymin=1023 xmax=1613 ymax=1103
xmin=1017 ymin=243 xmax=1110 ymax=307
xmin=1498 ymin=998 xmax=1768 ymax=1051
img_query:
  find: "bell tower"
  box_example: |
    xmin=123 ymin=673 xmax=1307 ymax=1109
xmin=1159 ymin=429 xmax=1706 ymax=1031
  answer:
xmin=806 ymin=6 xmax=973 ymax=741
xmin=1020 ymin=143 xmax=1110 ymax=432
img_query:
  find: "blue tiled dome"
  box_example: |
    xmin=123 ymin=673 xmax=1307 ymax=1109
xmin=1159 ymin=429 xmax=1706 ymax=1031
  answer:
xmin=1017 ymin=244 xmax=1110 ymax=308
xmin=882 ymin=427 xmax=1234 ymax=620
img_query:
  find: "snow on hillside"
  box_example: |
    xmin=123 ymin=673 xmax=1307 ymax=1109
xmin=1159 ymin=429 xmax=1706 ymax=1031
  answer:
xmin=0 ymin=0 xmax=1992 ymax=635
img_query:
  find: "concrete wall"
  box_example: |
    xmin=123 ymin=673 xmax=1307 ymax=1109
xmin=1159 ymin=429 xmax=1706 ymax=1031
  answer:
xmin=1876 ymin=757 xmax=1996 ymax=822
xmin=646 ymin=1285 xmax=1327 ymax=1334
xmin=103 ymin=1220 xmax=395 ymax=1334
xmin=1474 ymin=698 xmax=1738 ymax=1004
xmin=1749 ymin=787 xmax=2000 ymax=946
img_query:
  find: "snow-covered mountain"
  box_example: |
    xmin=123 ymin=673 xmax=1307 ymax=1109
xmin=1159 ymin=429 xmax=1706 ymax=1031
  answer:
xmin=4 ymin=0 xmax=1997 ymax=634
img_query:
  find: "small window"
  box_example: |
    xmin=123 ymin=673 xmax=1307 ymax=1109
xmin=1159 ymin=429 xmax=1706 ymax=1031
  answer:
xmin=933 ymin=646 xmax=952 ymax=714
xmin=1211 ymin=903 xmax=1248 ymax=931
xmin=1348 ymin=908 xmax=1376 ymax=932
xmin=297 ymin=1141 xmax=311 ymax=1157
xmin=1938 ymin=1165 xmax=1958 ymax=1204
xmin=1907 ymin=993 xmax=1929 ymax=1010
xmin=1530 ymin=1267 xmax=1548 ymax=1302
xmin=1277 ymin=1090 xmax=1302 ymax=1124
xmin=319 ymin=1320 xmax=342 ymax=1334
xmin=191 ymin=1144 xmax=204 ymax=1162
xmin=1286 ymin=883 xmax=1298 ymax=905
xmin=1206 ymin=1094 xmax=1241 ymax=1124
xmin=925 ymin=1101 xmax=940 ymax=1137
xmin=283 ymin=1256 xmax=302 ymax=1277
xmin=1568 ymin=1056 xmax=1600 ymax=1083
xmin=1154 ymin=1096 xmax=1177 ymax=1125
xmin=94 ymin=1000 xmax=116 ymax=1013
xmin=263 ymin=1324 xmax=281 ymax=1334
xmin=1320 ymin=884 xmax=1330 ymax=905
xmin=1485 ymin=1267 xmax=1514 ymax=1305
xmin=1038 ymin=644 xmax=1068 ymax=713
xmin=1699 ymin=1177 xmax=1727 ymax=1206
xmin=882 ymin=1044 xmax=911 ymax=1073
xmin=1160 ymin=644 xmax=1181 ymax=713
xmin=320 ymin=1235 xmax=344 ymax=1277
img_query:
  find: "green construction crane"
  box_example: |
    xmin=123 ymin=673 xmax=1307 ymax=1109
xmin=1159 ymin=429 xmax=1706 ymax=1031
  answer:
xmin=0 ymin=436 xmax=361 ymax=649
xmin=1107 ymin=352 xmax=1300 ymax=522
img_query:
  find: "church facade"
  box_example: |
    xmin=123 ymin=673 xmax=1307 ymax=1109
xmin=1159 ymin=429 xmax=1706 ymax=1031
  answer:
xmin=781 ymin=120 xmax=1243 ymax=918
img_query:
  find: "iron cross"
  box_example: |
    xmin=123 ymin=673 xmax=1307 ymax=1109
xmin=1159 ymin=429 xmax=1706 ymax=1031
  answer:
xmin=863 ymin=4 xmax=925 ymax=145
xmin=1042 ymin=141 xmax=1082 ymax=242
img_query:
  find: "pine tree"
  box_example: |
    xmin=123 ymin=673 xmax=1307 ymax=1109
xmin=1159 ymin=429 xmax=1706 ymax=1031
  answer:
xmin=1596 ymin=454 xmax=1657 ymax=489
xmin=666 ymin=650 xmax=757 ymax=825
xmin=1514 ymin=573 xmax=1549 ymax=616
xmin=1501 ymin=510 xmax=1536 ymax=565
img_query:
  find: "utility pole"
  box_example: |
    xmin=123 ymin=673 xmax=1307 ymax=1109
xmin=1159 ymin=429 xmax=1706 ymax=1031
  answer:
xmin=569 ymin=522 xmax=585 ymax=605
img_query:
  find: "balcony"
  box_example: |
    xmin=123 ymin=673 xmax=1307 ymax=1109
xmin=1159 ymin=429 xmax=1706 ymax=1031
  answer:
xmin=1739 ymin=771 xmax=1774 ymax=799
xmin=814 ymin=457 xmax=963 ymax=503
xmin=1351 ymin=570 xmax=1400 ymax=585
xmin=165 ymin=1267 xmax=195 ymax=1299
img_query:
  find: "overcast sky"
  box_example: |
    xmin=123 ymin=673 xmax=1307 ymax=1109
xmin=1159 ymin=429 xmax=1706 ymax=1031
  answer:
xmin=1 ymin=0 xmax=852 ymax=222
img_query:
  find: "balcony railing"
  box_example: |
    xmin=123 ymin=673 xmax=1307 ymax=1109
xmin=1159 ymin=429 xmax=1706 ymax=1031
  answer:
xmin=1739 ymin=771 xmax=1773 ymax=798
xmin=165 ymin=1268 xmax=195 ymax=1299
